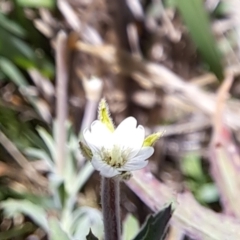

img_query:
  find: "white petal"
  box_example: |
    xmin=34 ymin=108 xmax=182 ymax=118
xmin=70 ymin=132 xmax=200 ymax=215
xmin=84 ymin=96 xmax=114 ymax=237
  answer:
xmin=83 ymin=129 xmax=100 ymax=153
xmin=113 ymin=117 xmax=137 ymax=146
xmin=115 ymin=117 xmax=137 ymax=133
xmin=91 ymin=155 xmax=104 ymax=171
xmin=84 ymin=120 xmax=113 ymax=150
xmin=119 ymin=147 xmax=153 ymax=171
xmin=91 ymin=121 xmax=112 ymax=143
xmin=100 ymin=165 xmax=120 ymax=178
xmin=113 ymin=117 xmax=145 ymax=153
xmin=92 ymin=156 xmax=120 ymax=178
xmin=127 ymin=125 xmax=145 ymax=158
xmin=131 ymin=147 xmax=154 ymax=162
xmin=120 ymin=159 xmax=148 ymax=171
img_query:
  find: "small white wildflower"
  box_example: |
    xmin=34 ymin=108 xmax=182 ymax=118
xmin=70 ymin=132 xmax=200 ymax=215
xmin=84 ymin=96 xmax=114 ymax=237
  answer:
xmin=80 ymin=99 xmax=161 ymax=178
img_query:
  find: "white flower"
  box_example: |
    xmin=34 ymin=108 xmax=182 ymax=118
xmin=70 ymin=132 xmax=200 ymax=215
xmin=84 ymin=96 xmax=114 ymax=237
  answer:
xmin=83 ymin=117 xmax=154 ymax=178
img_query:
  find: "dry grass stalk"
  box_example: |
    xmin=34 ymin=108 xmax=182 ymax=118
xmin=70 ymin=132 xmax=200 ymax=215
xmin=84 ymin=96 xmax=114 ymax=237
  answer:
xmin=55 ymin=31 xmax=69 ymax=176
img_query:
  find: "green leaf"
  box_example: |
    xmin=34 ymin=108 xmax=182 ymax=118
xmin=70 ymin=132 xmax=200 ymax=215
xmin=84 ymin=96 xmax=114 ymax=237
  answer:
xmin=70 ymin=162 xmax=94 ymax=196
xmin=0 ymin=57 xmax=28 ymax=86
xmin=133 ymin=204 xmax=173 ymax=240
xmin=17 ymin=0 xmax=55 ymax=9
xmin=197 ymin=183 xmax=219 ymax=203
xmin=49 ymin=218 xmax=71 ymax=240
xmin=24 ymin=147 xmax=54 ymax=170
xmin=0 ymin=26 xmax=35 ymax=62
xmin=86 ymin=229 xmax=99 ymax=240
xmin=63 ymin=148 xmax=76 ymax=195
xmin=37 ymin=127 xmax=56 ymax=162
xmin=177 ymin=0 xmax=223 ymax=80
xmin=71 ymin=207 xmax=103 ymax=240
xmin=123 ymin=214 xmax=139 ymax=240
xmin=211 ymin=1 xmax=229 ymax=18
xmin=181 ymin=152 xmax=204 ymax=181
xmin=0 ymin=12 xmax=26 ymax=38
xmin=0 ymin=24 xmax=54 ymax=78
xmin=1 ymin=199 xmax=48 ymax=231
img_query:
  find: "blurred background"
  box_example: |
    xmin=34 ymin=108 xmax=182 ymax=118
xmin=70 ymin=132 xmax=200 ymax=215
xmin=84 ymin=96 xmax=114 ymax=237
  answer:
xmin=1 ymin=0 xmax=240 ymax=239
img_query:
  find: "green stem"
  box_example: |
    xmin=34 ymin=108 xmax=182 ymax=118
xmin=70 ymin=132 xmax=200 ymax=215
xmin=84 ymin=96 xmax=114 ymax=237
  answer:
xmin=101 ymin=177 xmax=121 ymax=240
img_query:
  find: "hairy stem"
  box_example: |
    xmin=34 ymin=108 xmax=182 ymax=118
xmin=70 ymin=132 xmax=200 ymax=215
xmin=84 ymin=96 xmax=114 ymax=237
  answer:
xmin=101 ymin=177 xmax=121 ymax=240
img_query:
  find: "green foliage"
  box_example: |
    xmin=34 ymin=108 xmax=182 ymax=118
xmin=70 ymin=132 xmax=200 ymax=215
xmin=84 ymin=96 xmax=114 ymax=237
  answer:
xmin=181 ymin=152 xmax=204 ymax=181
xmin=49 ymin=218 xmax=71 ymax=240
xmin=133 ymin=204 xmax=172 ymax=240
xmin=181 ymin=152 xmax=219 ymax=204
xmin=26 ymin=123 xmax=95 ymax=202
xmin=0 ymin=10 xmax=54 ymax=81
xmin=86 ymin=229 xmax=99 ymax=240
xmin=17 ymin=0 xmax=55 ymax=9
xmin=0 ymin=57 xmax=28 ymax=86
xmin=70 ymin=207 xmax=103 ymax=239
xmin=176 ymin=0 xmax=223 ymax=80
xmin=0 ymin=5 xmax=54 ymax=142
xmin=211 ymin=1 xmax=230 ymax=18
xmin=196 ymin=183 xmax=219 ymax=203
xmin=36 ymin=126 xmax=57 ymax=162
xmin=0 ymin=121 xmax=102 ymax=239
xmin=0 ymin=12 xmax=27 ymax=38
xmin=123 ymin=214 xmax=140 ymax=240
xmin=0 ymin=107 xmax=44 ymax=150
xmin=1 ymin=199 xmax=49 ymax=231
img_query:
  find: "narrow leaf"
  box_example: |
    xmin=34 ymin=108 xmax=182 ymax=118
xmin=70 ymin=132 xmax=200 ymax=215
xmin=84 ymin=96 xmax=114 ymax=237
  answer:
xmin=17 ymin=0 xmax=55 ymax=9
xmin=0 ymin=12 xmax=26 ymax=37
xmin=49 ymin=218 xmax=71 ymax=240
xmin=86 ymin=229 xmax=99 ymax=240
xmin=37 ymin=127 xmax=56 ymax=162
xmin=0 ymin=57 xmax=28 ymax=86
xmin=70 ymin=162 xmax=94 ymax=196
xmin=123 ymin=214 xmax=139 ymax=240
xmin=1 ymin=199 xmax=48 ymax=231
xmin=133 ymin=204 xmax=172 ymax=240
xmin=25 ymin=147 xmax=54 ymax=170
xmin=177 ymin=0 xmax=223 ymax=80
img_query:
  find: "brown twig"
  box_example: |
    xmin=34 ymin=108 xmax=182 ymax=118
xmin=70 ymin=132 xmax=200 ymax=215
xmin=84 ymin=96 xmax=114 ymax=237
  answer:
xmin=57 ymin=0 xmax=102 ymax=45
xmin=153 ymin=117 xmax=210 ymax=137
xmin=55 ymin=31 xmax=69 ymax=176
xmin=213 ymin=72 xmax=234 ymax=138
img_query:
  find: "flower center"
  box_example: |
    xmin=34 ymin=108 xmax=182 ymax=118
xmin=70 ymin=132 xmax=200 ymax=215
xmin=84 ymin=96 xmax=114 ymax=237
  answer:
xmin=102 ymin=145 xmax=129 ymax=168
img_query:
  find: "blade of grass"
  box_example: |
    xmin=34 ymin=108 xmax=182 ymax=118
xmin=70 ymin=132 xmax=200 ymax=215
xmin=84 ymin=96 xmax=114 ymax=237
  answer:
xmin=0 ymin=12 xmax=26 ymax=38
xmin=0 ymin=57 xmax=28 ymax=86
xmin=177 ymin=0 xmax=223 ymax=80
xmin=17 ymin=0 xmax=55 ymax=9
